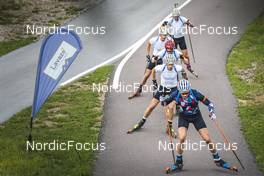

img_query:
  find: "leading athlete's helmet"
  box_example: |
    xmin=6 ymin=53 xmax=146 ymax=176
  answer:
xmin=172 ymin=8 xmax=180 ymax=17
xmin=165 ymin=40 xmax=175 ymax=50
xmin=178 ymin=79 xmax=191 ymax=93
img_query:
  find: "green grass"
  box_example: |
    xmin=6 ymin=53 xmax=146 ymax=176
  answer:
xmin=227 ymin=12 xmax=264 ymax=172
xmin=66 ymin=6 xmax=82 ymax=15
xmin=0 ymin=65 xmax=114 ymax=176
xmin=0 ymin=37 xmax=36 ymax=57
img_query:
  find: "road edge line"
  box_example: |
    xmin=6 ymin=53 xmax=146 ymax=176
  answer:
xmin=112 ymin=0 xmax=192 ymax=89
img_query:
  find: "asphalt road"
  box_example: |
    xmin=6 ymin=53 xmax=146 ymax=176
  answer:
xmin=93 ymin=0 xmax=264 ymax=175
xmin=0 ymin=0 xmax=182 ymax=123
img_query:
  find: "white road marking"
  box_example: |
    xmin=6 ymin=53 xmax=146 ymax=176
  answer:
xmin=61 ymin=0 xmax=192 ymax=87
xmin=112 ymin=0 xmax=192 ymax=89
xmin=60 ymin=42 xmax=138 ymax=86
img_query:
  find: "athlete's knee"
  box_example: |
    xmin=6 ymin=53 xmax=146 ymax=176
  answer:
xmin=203 ymin=136 xmax=211 ymax=144
xmin=178 ymin=135 xmax=186 ymax=143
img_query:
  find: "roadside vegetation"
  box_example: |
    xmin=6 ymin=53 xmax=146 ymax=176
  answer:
xmin=227 ymin=12 xmax=264 ymax=172
xmin=0 ymin=65 xmax=113 ymax=176
xmin=0 ymin=0 xmax=103 ymax=57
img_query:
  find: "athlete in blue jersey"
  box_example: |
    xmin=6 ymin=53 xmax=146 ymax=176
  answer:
xmin=164 ymin=79 xmax=235 ymax=171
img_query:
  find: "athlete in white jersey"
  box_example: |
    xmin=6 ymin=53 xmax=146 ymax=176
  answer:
xmin=165 ymin=8 xmax=198 ymax=77
xmin=129 ymin=40 xmax=189 ymax=99
xmin=127 ymin=54 xmax=187 ymax=137
xmin=147 ymin=32 xmax=173 ymax=56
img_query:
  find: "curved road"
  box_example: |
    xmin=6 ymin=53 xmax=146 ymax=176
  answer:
xmin=94 ymin=0 xmax=264 ymax=175
xmin=0 ymin=0 xmax=182 ymax=122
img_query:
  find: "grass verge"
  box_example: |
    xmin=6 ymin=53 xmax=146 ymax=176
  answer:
xmin=0 ymin=65 xmax=114 ymax=176
xmin=0 ymin=37 xmax=36 ymax=57
xmin=227 ymin=12 xmax=264 ymax=172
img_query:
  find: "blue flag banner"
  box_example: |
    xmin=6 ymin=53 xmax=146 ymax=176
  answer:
xmin=32 ymin=29 xmax=82 ymax=118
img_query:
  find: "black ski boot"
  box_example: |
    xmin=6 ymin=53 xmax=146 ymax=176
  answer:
xmin=128 ymin=85 xmax=143 ymax=99
xmin=127 ymin=119 xmax=146 ymax=134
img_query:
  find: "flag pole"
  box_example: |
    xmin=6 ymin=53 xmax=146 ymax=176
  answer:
xmin=27 ymin=116 xmax=33 ymax=142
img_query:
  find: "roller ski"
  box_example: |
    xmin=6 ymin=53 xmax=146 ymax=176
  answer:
xmin=164 ymin=156 xmax=183 ymax=174
xmin=187 ymin=64 xmax=198 ymax=78
xmin=128 ymin=85 xmax=142 ymax=99
xmin=213 ymin=153 xmax=238 ymax=172
xmin=127 ymin=119 xmax=145 ymax=134
xmin=215 ymin=159 xmax=238 ymax=172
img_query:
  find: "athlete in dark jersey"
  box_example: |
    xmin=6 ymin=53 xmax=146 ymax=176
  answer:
xmin=164 ymin=79 xmax=235 ymax=171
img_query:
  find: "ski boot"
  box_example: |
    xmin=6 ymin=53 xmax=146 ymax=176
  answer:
xmin=127 ymin=119 xmax=146 ymax=134
xmin=215 ymin=159 xmax=238 ymax=172
xmin=213 ymin=153 xmax=238 ymax=172
xmin=128 ymin=85 xmax=142 ymax=99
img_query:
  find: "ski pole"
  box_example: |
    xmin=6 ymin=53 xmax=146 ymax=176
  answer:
xmin=187 ymin=25 xmax=196 ymax=63
xmin=213 ymin=119 xmax=245 ymax=170
xmin=164 ymin=102 xmax=176 ymax=165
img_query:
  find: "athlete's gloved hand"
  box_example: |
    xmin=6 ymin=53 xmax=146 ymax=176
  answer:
xmin=152 ymin=80 xmax=158 ymax=90
xmin=208 ymin=103 xmax=215 ymax=113
xmin=162 ymin=21 xmax=168 ymax=26
xmin=146 ymin=55 xmax=151 ymax=63
xmin=167 ymin=121 xmax=173 ymax=130
xmin=209 ymin=113 xmax=217 ymax=120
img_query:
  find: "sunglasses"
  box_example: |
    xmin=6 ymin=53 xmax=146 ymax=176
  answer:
xmin=181 ymin=92 xmax=190 ymax=96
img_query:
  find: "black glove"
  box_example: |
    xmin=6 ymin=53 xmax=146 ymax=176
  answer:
xmin=161 ymin=95 xmax=173 ymax=106
xmin=162 ymin=21 xmax=168 ymax=26
xmin=168 ymin=121 xmax=172 ymax=129
xmin=146 ymin=55 xmax=151 ymax=63
xmin=152 ymin=80 xmax=158 ymax=90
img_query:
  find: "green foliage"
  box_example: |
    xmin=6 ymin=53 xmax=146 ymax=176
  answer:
xmin=0 ymin=65 xmax=114 ymax=176
xmin=227 ymin=12 xmax=264 ymax=172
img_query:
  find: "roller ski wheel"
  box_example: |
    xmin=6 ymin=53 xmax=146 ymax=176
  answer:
xmin=164 ymin=164 xmax=182 ymax=174
xmin=189 ymin=69 xmax=199 ymax=78
xmin=192 ymin=71 xmax=199 ymax=78
xmin=127 ymin=120 xmax=145 ymax=134
xmin=187 ymin=66 xmax=199 ymax=78
xmin=215 ymin=159 xmax=238 ymax=172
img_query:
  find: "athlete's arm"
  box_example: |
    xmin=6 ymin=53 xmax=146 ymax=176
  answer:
xmin=152 ymin=68 xmax=156 ymax=80
xmin=162 ymin=89 xmax=179 ymax=105
xmin=186 ymin=19 xmax=194 ymax=27
xmin=146 ymin=42 xmax=151 ymax=56
xmin=194 ymin=90 xmax=215 ymax=113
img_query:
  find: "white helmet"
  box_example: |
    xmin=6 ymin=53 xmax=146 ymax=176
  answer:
xmin=159 ymin=26 xmax=167 ymax=35
xmin=178 ymin=79 xmax=191 ymax=93
xmin=165 ymin=54 xmax=175 ymax=65
xmin=172 ymin=8 xmax=180 ymax=17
